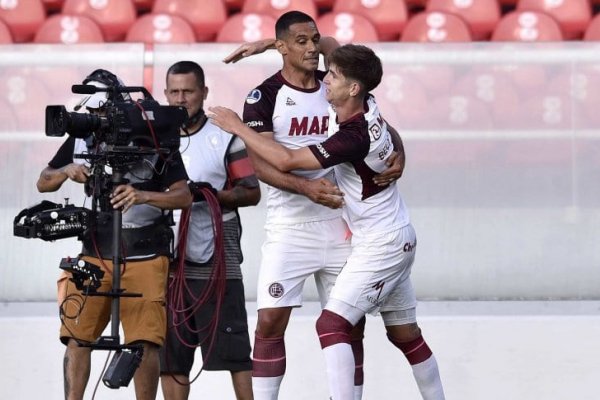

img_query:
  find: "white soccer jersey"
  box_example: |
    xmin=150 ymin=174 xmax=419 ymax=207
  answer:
xmin=310 ymin=95 xmax=410 ymax=237
xmin=243 ymin=71 xmax=342 ymax=225
xmin=175 ymin=120 xmax=237 ymax=263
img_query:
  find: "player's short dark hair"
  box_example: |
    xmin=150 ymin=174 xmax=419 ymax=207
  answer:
xmin=166 ymin=61 xmax=205 ymax=88
xmin=328 ymin=44 xmax=382 ymax=94
xmin=275 ymin=11 xmax=316 ymax=39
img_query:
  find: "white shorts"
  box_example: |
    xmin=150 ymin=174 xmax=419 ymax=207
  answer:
xmin=328 ymin=223 xmax=418 ymax=317
xmin=257 ymin=217 xmax=352 ymax=310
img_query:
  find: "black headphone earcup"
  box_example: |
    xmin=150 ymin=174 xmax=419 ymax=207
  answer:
xmin=83 ymin=69 xmax=120 ymax=87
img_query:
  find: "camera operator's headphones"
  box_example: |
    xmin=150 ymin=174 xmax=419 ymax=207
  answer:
xmin=75 ymin=69 xmax=131 ymax=110
xmin=83 ymin=69 xmax=121 ymax=88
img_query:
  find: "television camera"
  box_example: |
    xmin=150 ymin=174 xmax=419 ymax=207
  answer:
xmin=13 ymin=80 xmax=187 ymax=389
xmin=14 ymin=83 xmax=187 ymax=241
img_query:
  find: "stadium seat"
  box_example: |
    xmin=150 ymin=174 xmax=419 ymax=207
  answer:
xmin=152 ymin=0 xmax=227 ymax=41
xmin=426 ymin=0 xmax=501 ymax=40
xmin=373 ymin=72 xmax=430 ymax=129
xmin=223 ymin=0 xmax=244 ymax=11
xmin=126 ymin=13 xmax=196 ymax=44
xmin=401 ymin=11 xmax=472 ymax=42
xmin=517 ymin=0 xmax=592 ymax=40
xmin=583 ymin=14 xmax=600 ymax=41
xmin=0 ymin=0 xmax=46 ymax=42
xmin=0 ymin=19 xmax=13 ymax=43
xmin=317 ymin=12 xmax=379 ymax=44
xmin=451 ymin=69 xmax=520 ymax=128
xmin=216 ymin=13 xmax=276 ymax=42
xmin=62 ymin=0 xmax=137 ymax=42
xmin=428 ymin=94 xmax=493 ymax=130
xmin=0 ymin=98 xmax=17 ymax=132
xmin=133 ymin=0 xmax=155 ymax=11
xmin=315 ymin=0 xmax=334 ymax=10
xmin=405 ymin=0 xmax=427 ymax=9
xmin=34 ymin=14 xmax=104 ymax=43
xmin=242 ymin=0 xmax=318 ymax=20
xmin=41 ymin=0 xmax=65 ymax=12
xmin=571 ymin=68 xmax=600 ymax=127
xmin=0 ymin=71 xmax=52 ymax=131
xmin=492 ymin=10 xmax=563 ymax=41
xmin=333 ymin=0 xmax=408 ymax=41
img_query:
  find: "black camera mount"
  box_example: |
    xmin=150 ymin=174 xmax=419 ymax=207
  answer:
xmin=14 ymin=82 xmax=187 ymax=389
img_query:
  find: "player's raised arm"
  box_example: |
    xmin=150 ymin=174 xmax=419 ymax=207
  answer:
xmin=222 ymin=38 xmax=276 ymax=64
xmin=222 ymin=36 xmax=339 ymax=64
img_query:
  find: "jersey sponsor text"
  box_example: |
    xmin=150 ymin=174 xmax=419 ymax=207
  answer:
xmin=289 ymin=116 xmax=329 ymax=136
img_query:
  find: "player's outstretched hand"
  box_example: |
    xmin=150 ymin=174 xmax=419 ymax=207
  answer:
xmin=222 ymin=38 xmax=276 ymax=64
xmin=373 ymin=150 xmax=405 ymax=186
xmin=207 ymin=106 xmax=246 ymax=135
xmin=303 ymin=178 xmax=345 ymax=209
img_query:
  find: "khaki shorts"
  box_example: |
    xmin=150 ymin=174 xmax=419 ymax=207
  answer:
xmin=59 ymin=255 xmax=169 ymax=346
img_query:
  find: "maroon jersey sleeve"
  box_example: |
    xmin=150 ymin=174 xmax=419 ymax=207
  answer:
xmin=308 ymin=115 xmax=370 ymax=168
xmin=242 ymin=74 xmax=281 ymax=134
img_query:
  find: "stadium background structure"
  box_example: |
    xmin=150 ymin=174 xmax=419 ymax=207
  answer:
xmin=1 ymin=3 xmax=599 ymax=398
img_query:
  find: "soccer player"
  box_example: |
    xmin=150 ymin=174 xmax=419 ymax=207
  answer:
xmin=221 ymin=11 xmax=405 ymax=400
xmin=208 ymin=44 xmax=446 ymax=400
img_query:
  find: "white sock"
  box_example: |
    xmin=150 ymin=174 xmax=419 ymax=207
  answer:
xmin=411 ymin=355 xmax=445 ymax=400
xmin=354 ymin=384 xmax=363 ymax=400
xmin=252 ymin=375 xmax=284 ymax=400
xmin=323 ymin=343 xmax=355 ymax=400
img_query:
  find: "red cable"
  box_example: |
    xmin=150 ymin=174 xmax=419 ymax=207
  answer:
xmin=165 ymin=186 xmax=227 ymax=384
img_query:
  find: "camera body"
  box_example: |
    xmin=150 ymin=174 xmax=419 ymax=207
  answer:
xmin=15 ymin=83 xmax=187 ymax=240
xmin=45 ymin=84 xmax=186 ymax=150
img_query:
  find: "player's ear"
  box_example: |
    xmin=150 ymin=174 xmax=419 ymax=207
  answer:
xmin=275 ymin=39 xmax=287 ymax=55
xmin=349 ymin=80 xmax=361 ymax=97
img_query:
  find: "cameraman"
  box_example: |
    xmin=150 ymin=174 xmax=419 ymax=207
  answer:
xmin=37 ymin=69 xmax=192 ymax=400
xmin=159 ymin=61 xmax=260 ymax=400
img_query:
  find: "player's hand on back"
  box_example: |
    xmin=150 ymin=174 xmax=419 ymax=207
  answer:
xmin=373 ymin=150 xmax=405 ymax=186
xmin=303 ymin=178 xmax=345 ymax=209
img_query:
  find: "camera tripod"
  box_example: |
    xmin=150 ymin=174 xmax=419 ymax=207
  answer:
xmin=83 ymin=168 xmax=144 ymax=389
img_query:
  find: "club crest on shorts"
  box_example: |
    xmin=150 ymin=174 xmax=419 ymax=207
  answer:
xmin=268 ymin=282 xmax=284 ymax=298
xmin=246 ymin=89 xmax=262 ymax=104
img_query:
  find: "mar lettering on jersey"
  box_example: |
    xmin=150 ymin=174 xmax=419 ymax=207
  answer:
xmin=288 ymin=115 xmax=329 ymax=136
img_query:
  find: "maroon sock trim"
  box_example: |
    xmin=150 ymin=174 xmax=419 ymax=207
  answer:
xmin=388 ymin=334 xmax=433 ymax=365
xmin=316 ymin=310 xmax=353 ymax=349
xmin=351 ymin=338 xmax=364 ymax=386
xmin=252 ymin=334 xmax=286 ymax=377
